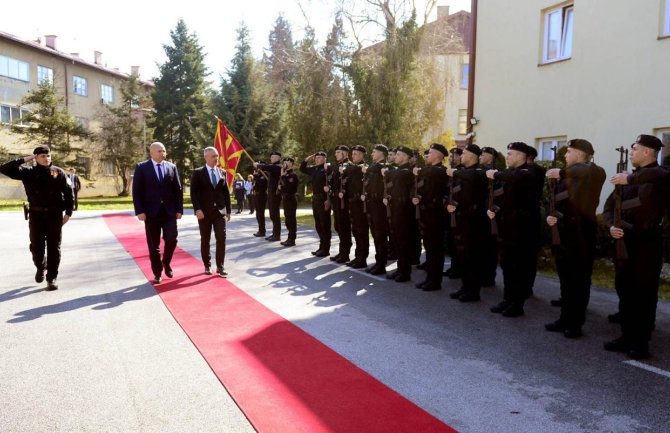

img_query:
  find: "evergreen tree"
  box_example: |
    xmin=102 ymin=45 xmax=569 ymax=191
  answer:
xmin=151 ymin=19 xmax=209 ymax=183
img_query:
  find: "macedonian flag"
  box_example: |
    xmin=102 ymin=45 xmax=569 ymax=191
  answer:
xmin=213 ymin=118 xmax=244 ymax=190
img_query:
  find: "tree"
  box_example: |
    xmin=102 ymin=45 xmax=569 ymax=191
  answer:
xmin=151 ymin=19 xmax=209 ymax=183
xmin=11 ymin=81 xmax=89 ymax=167
xmin=98 ymin=74 xmax=152 ymax=196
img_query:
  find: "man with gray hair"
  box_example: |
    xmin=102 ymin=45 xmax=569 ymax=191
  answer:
xmin=190 ymin=147 xmax=231 ymax=277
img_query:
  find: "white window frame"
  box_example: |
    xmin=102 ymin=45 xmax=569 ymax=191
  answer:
xmin=37 ymin=65 xmax=54 ymax=84
xmin=0 ymin=55 xmax=30 ymax=81
xmin=537 ymin=137 xmax=567 ymax=161
xmin=0 ymin=104 xmax=29 ymax=125
xmin=73 ymin=76 xmax=88 ymax=96
xmin=542 ymin=4 xmax=574 ymax=63
xmin=100 ymin=84 xmax=114 ymax=104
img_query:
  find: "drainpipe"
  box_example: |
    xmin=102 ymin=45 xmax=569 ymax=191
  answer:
xmin=466 ymin=0 xmax=478 ymax=143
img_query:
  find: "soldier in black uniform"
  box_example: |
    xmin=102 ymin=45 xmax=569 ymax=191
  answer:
xmin=603 ymin=134 xmax=670 ymax=359
xmin=362 ymin=144 xmax=389 ymax=275
xmin=447 ymin=144 xmax=489 ymax=301
xmin=445 ymin=148 xmax=463 ymax=278
xmin=412 ymin=144 xmax=448 ymax=291
xmin=251 ymin=165 xmax=269 ymax=237
xmin=486 ymin=142 xmax=539 ymax=317
xmin=0 ymin=145 xmax=74 ymax=291
xmin=300 ymin=151 xmax=331 ymax=255
xmin=255 ymin=151 xmax=282 ymax=241
xmin=342 ymin=145 xmax=369 ymax=268
xmin=330 ymin=145 xmax=352 ymax=262
xmin=480 ymin=146 xmax=501 ymax=287
xmin=409 ymin=150 xmax=422 ymax=266
xmin=525 ymin=146 xmax=547 ymax=297
xmin=544 ymin=139 xmax=606 ymax=338
xmin=386 ymin=148 xmax=398 ymax=260
xmin=278 ymin=157 xmax=299 ymax=247
xmin=383 ymin=146 xmax=415 ymax=282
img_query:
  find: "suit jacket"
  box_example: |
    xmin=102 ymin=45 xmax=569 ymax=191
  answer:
xmin=132 ymin=159 xmax=184 ymax=218
xmin=190 ymin=165 xmax=231 ymax=217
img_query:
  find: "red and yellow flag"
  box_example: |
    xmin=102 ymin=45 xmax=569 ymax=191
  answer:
xmin=213 ymin=118 xmax=244 ymax=190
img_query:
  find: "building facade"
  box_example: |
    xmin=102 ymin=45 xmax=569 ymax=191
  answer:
xmin=471 ymin=0 xmax=670 ymax=202
xmin=0 ymin=31 xmax=152 ymax=198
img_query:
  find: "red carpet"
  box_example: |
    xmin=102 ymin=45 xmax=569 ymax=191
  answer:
xmin=104 ymin=213 xmax=457 ymax=433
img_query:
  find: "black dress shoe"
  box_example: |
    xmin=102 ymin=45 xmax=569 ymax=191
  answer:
xmin=449 ymin=289 xmax=465 ymax=299
xmin=502 ymin=304 xmax=524 ymax=317
xmin=204 ymin=267 xmax=212 ymax=275
xmin=163 ymin=263 xmax=173 ymax=278
xmin=349 ymin=260 xmax=367 ymax=269
xmin=415 ymin=281 xmax=427 ymax=289
xmin=281 ymin=240 xmax=296 ymax=247
xmin=253 ymin=232 xmax=266 ymax=237
xmin=216 ymin=268 xmax=228 ymax=278
xmin=604 ymin=338 xmax=629 ymax=353
xmin=394 ymin=274 xmax=411 ymax=283
xmin=386 ymin=270 xmax=399 ymax=280
xmin=544 ymin=321 xmax=566 ymax=333
xmin=563 ymin=328 xmax=583 ymax=339
xmin=266 ymin=236 xmax=280 ymax=242
xmin=627 ymin=343 xmax=650 ymax=359
xmin=365 ymin=265 xmax=375 ymax=273
xmin=329 ymin=253 xmax=341 ymax=261
xmin=153 ymin=276 xmax=162 ymax=284
xmin=423 ymin=284 xmax=442 ymax=292
xmin=550 ymin=298 xmax=562 ymax=307
xmin=369 ymin=266 xmax=386 ymax=275
xmin=35 ymin=268 xmax=45 ymax=283
xmin=491 ymin=300 xmax=511 ymax=314
xmin=608 ymin=312 xmax=622 ymax=324
xmin=335 ymin=255 xmax=349 ymax=264
xmin=45 ymin=279 xmax=58 ymax=291
xmin=458 ymin=292 xmax=480 ymax=302
xmin=416 ymin=262 xmax=427 ymax=270
xmin=315 ymin=250 xmax=329 ymax=257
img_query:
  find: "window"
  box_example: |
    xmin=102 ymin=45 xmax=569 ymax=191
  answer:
xmin=0 ymin=104 xmax=29 ymax=125
xmin=75 ymin=117 xmax=89 ymax=130
xmin=103 ymin=160 xmax=116 ymax=176
xmin=73 ymin=76 xmax=87 ymax=96
xmin=656 ymin=128 xmax=670 ymax=166
xmin=100 ymin=84 xmax=113 ymax=104
xmin=0 ymin=55 xmax=30 ymax=81
xmin=37 ymin=66 xmax=53 ymax=84
xmin=542 ymin=4 xmax=574 ymax=63
xmin=664 ymin=0 xmax=670 ymax=36
xmin=460 ymin=63 xmax=469 ymax=89
xmin=77 ymin=156 xmax=91 ymax=178
xmin=537 ymin=137 xmax=567 ymax=161
xmin=458 ymin=109 xmax=468 ymax=135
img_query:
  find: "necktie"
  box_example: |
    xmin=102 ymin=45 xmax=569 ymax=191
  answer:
xmin=157 ymin=164 xmax=163 ymax=182
xmin=211 ymin=169 xmax=217 ymax=187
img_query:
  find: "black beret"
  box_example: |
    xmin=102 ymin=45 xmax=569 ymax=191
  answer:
xmin=389 ymin=147 xmax=397 ymax=153
xmin=33 ymin=145 xmax=50 ymax=155
xmin=423 ymin=149 xmax=430 ymax=155
xmin=283 ymin=157 xmax=295 ymax=163
xmin=373 ymin=144 xmax=388 ymax=155
xmin=335 ymin=145 xmax=350 ymax=152
xmin=567 ymin=138 xmax=594 ymax=155
xmin=507 ymin=142 xmax=532 ymax=156
xmin=315 ymin=151 xmax=327 ymax=157
xmin=481 ymin=147 xmax=497 ymax=157
xmin=635 ymin=134 xmax=664 ymax=151
xmin=395 ymin=146 xmax=413 ymax=156
xmin=429 ymin=143 xmax=449 ymax=157
xmin=452 ymin=147 xmax=463 ymax=155
xmin=270 ymin=151 xmax=282 ymax=157
xmin=352 ymin=145 xmax=367 ymax=153
xmin=526 ymin=146 xmax=538 ymax=158
xmin=464 ymin=144 xmax=482 ymax=156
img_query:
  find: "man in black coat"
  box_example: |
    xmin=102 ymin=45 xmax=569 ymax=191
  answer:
xmin=329 ymin=145 xmax=352 ymax=262
xmin=0 ymin=145 xmax=73 ymax=291
xmin=252 ymin=166 xmax=268 ymax=237
xmin=68 ymin=168 xmax=82 ymax=210
xmin=362 ymin=144 xmax=390 ymax=275
xmin=132 ymin=142 xmax=184 ymax=284
xmin=278 ymin=157 xmax=299 ymax=247
xmin=190 ymin=146 xmax=232 ymax=277
xmin=300 ymin=151 xmax=331 ymax=255
xmin=255 ymin=151 xmax=283 ymax=241
xmin=342 ymin=145 xmax=369 ymax=268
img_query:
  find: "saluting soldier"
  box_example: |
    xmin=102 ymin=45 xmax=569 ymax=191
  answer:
xmin=525 ymin=146 xmax=547 ymax=297
xmin=300 ymin=151 xmax=331 ymax=255
xmin=383 ymin=146 xmax=415 ymax=282
xmin=486 ymin=142 xmax=539 ymax=317
xmin=409 ymin=150 xmax=423 ymax=267
xmin=603 ymin=134 xmax=670 ymax=359
xmin=342 ymin=145 xmax=369 ymax=268
xmin=362 ymin=144 xmax=390 ymax=275
xmin=412 ymin=143 xmax=448 ymax=291
xmin=544 ymin=139 xmax=606 ymax=338
xmin=278 ymin=157 xmax=299 ymax=247
xmin=446 ymin=144 xmax=489 ymax=301
xmin=329 ymin=145 xmax=352 ymax=262
xmin=386 ymin=148 xmax=398 ymax=260
xmin=255 ymin=151 xmax=282 ymax=241
xmin=251 ymin=165 xmax=269 ymax=237
xmin=0 ymin=145 xmax=74 ymax=291
xmin=445 ymin=147 xmax=464 ymax=278
xmin=479 ymin=146 xmax=501 ymax=287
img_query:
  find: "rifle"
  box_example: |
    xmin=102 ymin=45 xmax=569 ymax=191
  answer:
xmin=383 ymin=175 xmax=392 ymax=218
xmin=413 ymin=172 xmax=421 ymax=220
xmin=548 ymin=146 xmax=562 ymax=246
xmin=23 ymin=202 xmax=29 ymax=221
xmin=487 ymin=179 xmax=499 ymax=236
xmin=448 ymin=153 xmax=457 ymax=228
xmin=613 ymin=146 xmax=629 ymax=262
xmin=339 ymin=162 xmax=347 ymax=210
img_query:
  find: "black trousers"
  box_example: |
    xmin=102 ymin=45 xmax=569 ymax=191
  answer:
xmin=248 ymin=195 xmax=255 ymax=213
xmin=198 ymin=212 xmax=226 ymax=269
xmin=349 ymin=200 xmax=369 ymax=261
xmin=555 ymin=221 xmax=596 ymax=329
xmin=367 ymin=201 xmax=389 ymax=267
xmin=283 ymin=194 xmax=297 ymax=240
xmin=458 ymin=216 xmax=487 ymax=295
xmin=29 ymin=209 xmax=63 ymax=281
xmin=144 ymin=206 xmax=178 ymax=278
xmin=391 ymin=205 xmax=414 ymax=277
xmin=500 ymin=237 xmax=537 ymax=305
xmin=615 ymin=228 xmax=662 ymax=347
xmin=481 ymin=232 xmax=498 ymax=285
xmin=333 ymin=199 xmax=352 ymax=256
xmin=445 ymin=223 xmax=461 ymax=272
xmin=268 ymin=193 xmax=282 ymax=237
xmin=255 ymin=194 xmax=267 ymax=234
xmin=420 ymin=207 xmax=445 ymax=287
xmin=312 ymin=198 xmax=331 ymax=252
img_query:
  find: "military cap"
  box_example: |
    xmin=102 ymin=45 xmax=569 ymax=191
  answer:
xmin=464 ymin=144 xmax=482 ymax=156
xmin=429 ymin=143 xmax=449 ymax=157
xmin=526 ymin=146 xmax=538 ymax=159
xmin=481 ymin=147 xmax=497 ymax=157
xmin=395 ymin=146 xmax=414 ymax=157
xmin=373 ymin=144 xmax=389 ymax=155
xmin=452 ymin=147 xmax=463 ymax=155
xmin=634 ymin=134 xmax=664 ymax=151
xmin=389 ymin=147 xmax=397 ymax=153
xmin=33 ymin=145 xmax=50 ymax=155
xmin=567 ymin=138 xmax=594 ymax=155
xmin=283 ymin=157 xmax=295 ymax=163
xmin=352 ymin=145 xmax=367 ymax=153
xmin=315 ymin=151 xmax=327 ymax=157
xmin=423 ymin=149 xmax=430 ymax=156
xmin=335 ymin=145 xmax=350 ymax=152
xmin=507 ymin=142 xmax=532 ymax=156
xmin=270 ymin=151 xmax=282 ymax=157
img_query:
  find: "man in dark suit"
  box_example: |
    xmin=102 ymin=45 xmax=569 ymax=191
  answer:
xmin=68 ymin=168 xmax=82 ymax=210
xmin=132 ymin=142 xmax=184 ymax=284
xmin=191 ymin=147 xmax=232 ymax=277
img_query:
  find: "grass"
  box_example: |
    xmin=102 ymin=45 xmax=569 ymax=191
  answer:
xmin=0 ymin=195 xmax=191 ymax=211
